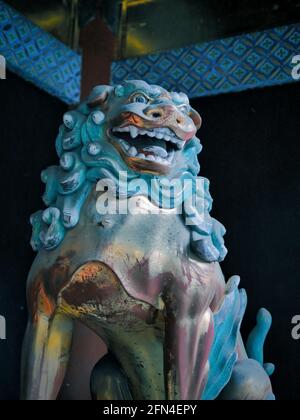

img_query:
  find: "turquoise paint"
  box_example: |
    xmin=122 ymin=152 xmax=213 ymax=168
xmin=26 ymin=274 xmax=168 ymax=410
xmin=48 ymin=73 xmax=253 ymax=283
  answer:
xmin=30 ymin=81 xmax=227 ymax=263
xmin=29 ymin=81 xmax=274 ymax=399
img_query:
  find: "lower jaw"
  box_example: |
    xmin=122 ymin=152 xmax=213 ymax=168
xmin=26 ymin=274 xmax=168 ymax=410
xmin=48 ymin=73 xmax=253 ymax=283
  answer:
xmin=124 ymin=155 xmax=172 ymax=176
xmin=112 ymin=139 xmax=172 ymax=175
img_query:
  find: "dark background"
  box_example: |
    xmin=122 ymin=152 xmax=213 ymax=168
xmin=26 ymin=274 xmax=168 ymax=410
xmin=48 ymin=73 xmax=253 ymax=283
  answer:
xmin=0 ymin=71 xmax=299 ymax=400
xmin=0 ymin=72 xmax=66 ymax=399
xmin=191 ymin=83 xmax=300 ymax=401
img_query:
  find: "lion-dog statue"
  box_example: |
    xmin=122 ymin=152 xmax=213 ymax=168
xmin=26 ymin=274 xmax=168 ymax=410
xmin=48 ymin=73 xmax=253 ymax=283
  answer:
xmin=21 ymin=80 xmax=275 ymax=400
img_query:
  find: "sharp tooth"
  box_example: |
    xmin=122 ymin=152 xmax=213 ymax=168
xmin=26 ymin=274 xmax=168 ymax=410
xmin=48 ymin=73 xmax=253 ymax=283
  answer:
xmin=148 ymin=131 xmax=156 ymax=137
xmin=128 ymin=147 xmax=137 ymax=156
xmin=156 ymin=133 xmax=164 ymax=140
xmin=171 ymin=137 xmax=179 ymax=145
xmin=177 ymin=141 xmax=184 ymax=149
xmin=168 ymin=150 xmax=175 ymax=162
xmin=154 ymin=156 xmax=163 ymax=163
xmin=164 ymin=135 xmax=171 ymax=141
xmin=137 ymin=153 xmax=146 ymax=159
xmin=123 ymin=143 xmax=130 ymax=151
xmin=146 ymin=155 xmax=155 ymax=161
xmin=130 ymin=126 xmax=139 ymax=138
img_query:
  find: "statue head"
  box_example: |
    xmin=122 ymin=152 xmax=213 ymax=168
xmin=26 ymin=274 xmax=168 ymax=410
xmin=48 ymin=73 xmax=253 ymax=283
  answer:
xmin=85 ymin=80 xmax=202 ymax=177
xmin=31 ymin=80 xmax=227 ymax=263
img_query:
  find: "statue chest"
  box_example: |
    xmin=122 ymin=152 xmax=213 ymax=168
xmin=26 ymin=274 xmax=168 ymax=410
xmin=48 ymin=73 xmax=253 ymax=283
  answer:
xmin=59 ymin=203 xmax=193 ymax=309
xmin=29 ymin=195 xmax=223 ymax=323
xmin=57 ymin=260 xmax=163 ymax=334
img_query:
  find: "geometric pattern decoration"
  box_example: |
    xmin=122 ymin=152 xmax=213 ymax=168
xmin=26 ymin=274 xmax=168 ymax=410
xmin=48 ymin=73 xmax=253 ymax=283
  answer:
xmin=0 ymin=1 xmax=81 ymax=105
xmin=112 ymin=23 xmax=300 ymax=98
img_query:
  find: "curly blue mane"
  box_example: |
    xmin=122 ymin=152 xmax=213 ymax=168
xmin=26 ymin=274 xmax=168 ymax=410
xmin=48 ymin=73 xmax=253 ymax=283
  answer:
xmin=30 ymin=82 xmax=227 ymax=263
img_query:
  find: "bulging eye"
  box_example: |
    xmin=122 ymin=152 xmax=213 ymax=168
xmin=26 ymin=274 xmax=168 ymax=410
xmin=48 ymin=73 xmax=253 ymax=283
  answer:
xmin=180 ymin=105 xmax=190 ymax=114
xmin=132 ymin=94 xmax=149 ymax=104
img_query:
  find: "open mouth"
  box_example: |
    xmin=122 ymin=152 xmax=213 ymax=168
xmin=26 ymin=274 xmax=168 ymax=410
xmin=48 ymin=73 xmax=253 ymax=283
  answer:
xmin=110 ymin=125 xmax=184 ymax=165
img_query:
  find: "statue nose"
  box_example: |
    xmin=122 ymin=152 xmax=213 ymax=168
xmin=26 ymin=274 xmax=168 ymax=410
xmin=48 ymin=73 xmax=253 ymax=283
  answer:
xmin=175 ymin=113 xmax=185 ymax=126
xmin=144 ymin=105 xmax=186 ymax=127
xmin=143 ymin=104 xmax=197 ymax=141
xmin=144 ymin=107 xmax=165 ymax=120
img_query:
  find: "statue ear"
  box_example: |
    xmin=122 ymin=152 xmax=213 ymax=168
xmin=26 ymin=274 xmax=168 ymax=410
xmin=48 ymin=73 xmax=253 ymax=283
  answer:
xmin=87 ymin=85 xmax=114 ymax=108
xmin=189 ymin=108 xmax=202 ymax=130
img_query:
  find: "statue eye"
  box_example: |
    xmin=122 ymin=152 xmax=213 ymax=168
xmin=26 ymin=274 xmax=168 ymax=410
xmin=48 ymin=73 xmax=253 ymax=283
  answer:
xmin=132 ymin=94 xmax=149 ymax=104
xmin=180 ymin=105 xmax=190 ymax=114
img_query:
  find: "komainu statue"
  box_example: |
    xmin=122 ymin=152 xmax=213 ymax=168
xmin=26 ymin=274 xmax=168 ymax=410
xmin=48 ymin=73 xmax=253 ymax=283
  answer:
xmin=21 ymin=80 xmax=275 ymax=400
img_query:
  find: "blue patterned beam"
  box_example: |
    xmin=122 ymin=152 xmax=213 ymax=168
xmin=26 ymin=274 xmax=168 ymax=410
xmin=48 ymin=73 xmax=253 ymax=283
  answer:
xmin=111 ymin=23 xmax=300 ymax=98
xmin=0 ymin=1 xmax=81 ymax=105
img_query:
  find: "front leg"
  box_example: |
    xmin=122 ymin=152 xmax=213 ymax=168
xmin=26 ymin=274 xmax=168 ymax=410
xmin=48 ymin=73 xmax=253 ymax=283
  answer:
xmin=164 ymin=291 xmax=214 ymax=400
xmin=21 ymin=310 xmax=73 ymax=400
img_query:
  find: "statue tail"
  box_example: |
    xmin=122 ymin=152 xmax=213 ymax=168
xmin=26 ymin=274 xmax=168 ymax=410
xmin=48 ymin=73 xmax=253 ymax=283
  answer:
xmin=202 ymin=276 xmax=247 ymax=400
xmin=246 ymin=308 xmax=275 ymax=377
xmin=202 ymin=279 xmax=275 ymax=401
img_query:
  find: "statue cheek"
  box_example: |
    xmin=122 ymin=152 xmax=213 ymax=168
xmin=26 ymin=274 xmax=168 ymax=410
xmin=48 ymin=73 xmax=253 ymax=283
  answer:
xmin=190 ymin=110 xmax=202 ymax=130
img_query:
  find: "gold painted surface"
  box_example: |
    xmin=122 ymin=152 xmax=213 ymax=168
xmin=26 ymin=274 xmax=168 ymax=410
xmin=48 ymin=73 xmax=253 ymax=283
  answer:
xmin=5 ymin=0 xmax=80 ymax=50
xmin=21 ymin=311 xmax=74 ymax=400
xmin=117 ymin=0 xmax=300 ymax=59
xmin=58 ymin=261 xmax=166 ymax=399
xmin=22 ymin=187 xmax=225 ymax=399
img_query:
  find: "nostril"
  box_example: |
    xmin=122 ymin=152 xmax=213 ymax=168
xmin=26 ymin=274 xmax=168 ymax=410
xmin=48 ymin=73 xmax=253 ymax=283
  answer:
xmin=152 ymin=112 xmax=162 ymax=119
xmin=177 ymin=117 xmax=183 ymax=125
